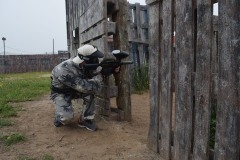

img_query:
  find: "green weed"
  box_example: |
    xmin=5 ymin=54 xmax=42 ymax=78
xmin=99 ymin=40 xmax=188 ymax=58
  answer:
xmin=132 ymin=65 xmax=149 ymax=93
xmin=209 ymin=99 xmax=217 ymax=149
xmin=0 ymin=133 xmax=26 ymax=146
xmin=0 ymin=103 xmax=17 ymax=117
xmin=0 ymin=118 xmax=12 ymax=127
xmin=17 ymin=154 xmax=54 ymax=160
xmin=42 ymin=154 xmax=54 ymax=160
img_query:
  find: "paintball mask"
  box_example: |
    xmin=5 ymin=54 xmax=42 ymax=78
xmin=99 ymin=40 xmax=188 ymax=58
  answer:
xmin=73 ymin=44 xmax=104 ymax=66
xmin=73 ymin=44 xmax=104 ymax=78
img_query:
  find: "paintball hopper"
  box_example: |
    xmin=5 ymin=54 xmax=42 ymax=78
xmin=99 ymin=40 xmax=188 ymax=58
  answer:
xmin=112 ymin=50 xmax=129 ymax=59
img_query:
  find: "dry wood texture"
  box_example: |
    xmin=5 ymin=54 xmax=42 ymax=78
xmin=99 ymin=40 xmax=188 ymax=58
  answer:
xmin=214 ymin=1 xmax=240 ymax=159
xmin=147 ymin=0 xmax=240 ymax=159
xmin=159 ymin=0 xmax=173 ymax=159
xmin=113 ymin=0 xmax=131 ymax=121
xmin=192 ymin=0 xmax=212 ymax=159
xmin=146 ymin=0 xmax=160 ymax=153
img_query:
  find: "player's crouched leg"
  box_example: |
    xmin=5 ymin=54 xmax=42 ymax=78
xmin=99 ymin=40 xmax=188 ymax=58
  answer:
xmin=53 ymin=95 xmax=74 ymax=127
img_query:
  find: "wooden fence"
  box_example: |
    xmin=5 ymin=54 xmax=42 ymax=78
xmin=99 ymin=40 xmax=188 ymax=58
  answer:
xmin=147 ymin=0 xmax=240 ymax=159
xmin=128 ymin=3 xmax=149 ymax=67
xmin=127 ymin=3 xmax=149 ymax=89
xmin=0 ymin=53 xmax=69 ymax=74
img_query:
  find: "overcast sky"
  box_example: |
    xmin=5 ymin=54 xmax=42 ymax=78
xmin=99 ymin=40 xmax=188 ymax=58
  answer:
xmin=0 ymin=0 xmax=217 ymax=55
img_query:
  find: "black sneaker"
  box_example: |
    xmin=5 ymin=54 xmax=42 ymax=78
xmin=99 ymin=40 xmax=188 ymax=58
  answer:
xmin=78 ymin=119 xmax=97 ymax=131
xmin=54 ymin=119 xmax=63 ymax=127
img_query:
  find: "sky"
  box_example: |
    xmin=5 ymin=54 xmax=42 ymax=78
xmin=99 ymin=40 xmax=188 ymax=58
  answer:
xmin=0 ymin=0 xmax=67 ymax=55
xmin=0 ymin=0 xmax=218 ymax=55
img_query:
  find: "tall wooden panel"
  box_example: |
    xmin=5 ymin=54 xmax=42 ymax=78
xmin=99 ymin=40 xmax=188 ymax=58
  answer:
xmin=113 ymin=0 xmax=132 ymax=121
xmin=214 ymin=0 xmax=240 ymax=159
xmin=192 ymin=0 xmax=212 ymax=159
xmin=173 ymin=0 xmax=194 ymax=159
xmin=159 ymin=0 xmax=174 ymax=159
xmin=146 ymin=0 xmax=160 ymax=153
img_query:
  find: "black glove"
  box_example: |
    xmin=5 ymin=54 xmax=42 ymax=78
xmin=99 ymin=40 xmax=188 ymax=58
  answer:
xmin=101 ymin=67 xmax=115 ymax=77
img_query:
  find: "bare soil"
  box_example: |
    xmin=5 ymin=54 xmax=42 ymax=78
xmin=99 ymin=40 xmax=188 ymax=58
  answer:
xmin=0 ymin=92 xmax=161 ymax=160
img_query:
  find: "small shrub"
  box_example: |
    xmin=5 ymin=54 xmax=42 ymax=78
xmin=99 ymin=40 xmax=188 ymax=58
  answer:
xmin=132 ymin=65 xmax=149 ymax=93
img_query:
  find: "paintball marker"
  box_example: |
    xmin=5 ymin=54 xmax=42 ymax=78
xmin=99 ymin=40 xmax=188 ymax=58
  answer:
xmin=84 ymin=50 xmax=133 ymax=77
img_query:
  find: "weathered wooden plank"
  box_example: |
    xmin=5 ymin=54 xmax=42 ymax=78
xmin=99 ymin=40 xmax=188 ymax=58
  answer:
xmin=147 ymin=1 xmax=160 ymax=153
xmin=73 ymin=0 xmax=78 ymax=28
xmin=80 ymin=21 xmax=106 ymax=44
xmin=128 ymin=3 xmax=133 ymax=21
xmin=173 ymin=0 xmax=194 ymax=159
xmin=65 ymin=0 xmax=70 ymax=46
xmin=146 ymin=0 xmax=159 ymax=5
xmin=107 ymin=21 xmax=116 ymax=35
xmin=135 ymin=3 xmax=141 ymax=40
xmin=97 ymin=85 xmax=118 ymax=98
xmin=213 ymin=16 xmax=218 ymax=32
xmin=113 ymin=0 xmax=131 ymax=121
xmin=212 ymin=0 xmax=218 ymax=4
xmin=159 ymin=0 xmax=173 ymax=159
xmin=214 ymin=0 xmax=240 ymax=160
xmin=80 ymin=21 xmax=115 ymax=44
xmin=95 ymin=97 xmax=111 ymax=116
xmin=78 ymin=0 xmax=95 ymax=16
xmin=128 ymin=3 xmax=149 ymax=44
xmin=88 ymin=36 xmax=108 ymax=54
xmin=79 ymin=0 xmax=105 ymax=33
xmin=211 ymin=31 xmax=218 ymax=99
xmin=192 ymin=0 xmax=212 ymax=159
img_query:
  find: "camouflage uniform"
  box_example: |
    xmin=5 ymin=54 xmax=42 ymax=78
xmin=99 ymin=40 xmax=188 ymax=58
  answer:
xmin=50 ymin=58 xmax=101 ymax=125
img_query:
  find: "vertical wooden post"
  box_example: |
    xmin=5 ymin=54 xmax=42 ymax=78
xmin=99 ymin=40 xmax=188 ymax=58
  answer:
xmin=173 ymin=0 xmax=194 ymax=159
xmin=146 ymin=0 xmax=161 ymax=153
xmin=135 ymin=3 xmax=141 ymax=40
xmin=214 ymin=0 xmax=240 ymax=159
xmin=113 ymin=0 xmax=132 ymax=121
xmin=192 ymin=0 xmax=212 ymax=159
xmin=212 ymin=16 xmax=219 ymax=99
xmin=159 ymin=0 xmax=173 ymax=159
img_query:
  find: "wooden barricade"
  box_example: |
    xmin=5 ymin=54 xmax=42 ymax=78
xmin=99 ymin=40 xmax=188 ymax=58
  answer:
xmin=147 ymin=0 xmax=240 ymax=159
xmin=65 ymin=0 xmax=131 ymax=121
xmin=128 ymin=3 xmax=149 ymax=67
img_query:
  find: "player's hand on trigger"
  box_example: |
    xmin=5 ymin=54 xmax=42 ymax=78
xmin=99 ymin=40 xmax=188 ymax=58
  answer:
xmin=114 ymin=66 xmax=120 ymax=73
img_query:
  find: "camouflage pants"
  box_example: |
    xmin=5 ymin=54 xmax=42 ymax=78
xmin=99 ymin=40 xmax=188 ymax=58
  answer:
xmin=53 ymin=93 xmax=95 ymax=125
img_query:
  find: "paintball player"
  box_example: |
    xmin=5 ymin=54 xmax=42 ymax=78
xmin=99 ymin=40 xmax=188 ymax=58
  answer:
xmin=50 ymin=44 xmax=119 ymax=131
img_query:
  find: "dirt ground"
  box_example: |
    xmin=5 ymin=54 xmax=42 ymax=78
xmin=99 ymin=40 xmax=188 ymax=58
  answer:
xmin=0 ymin=92 xmax=161 ymax=160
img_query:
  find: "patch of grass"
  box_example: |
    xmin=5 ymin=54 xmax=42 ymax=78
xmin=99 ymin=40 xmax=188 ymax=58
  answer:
xmin=42 ymin=154 xmax=54 ymax=160
xmin=0 ymin=103 xmax=17 ymax=117
xmin=0 ymin=118 xmax=12 ymax=128
xmin=0 ymin=72 xmax=50 ymax=118
xmin=17 ymin=156 xmax=36 ymax=160
xmin=0 ymin=133 xmax=26 ymax=146
xmin=17 ymin=154 xmax=54 ymax=160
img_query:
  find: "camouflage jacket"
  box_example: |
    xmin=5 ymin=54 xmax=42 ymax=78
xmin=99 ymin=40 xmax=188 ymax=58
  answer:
xmin=50 ymin=59 xmax=100 ymax=99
